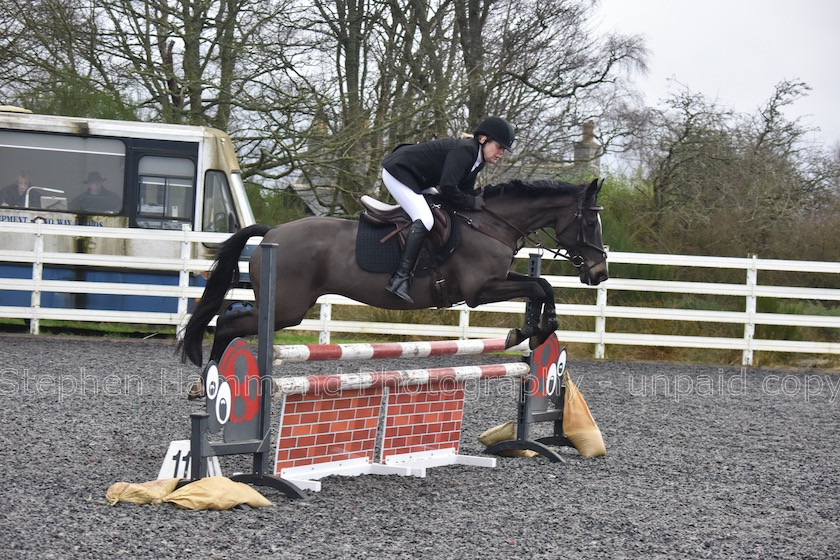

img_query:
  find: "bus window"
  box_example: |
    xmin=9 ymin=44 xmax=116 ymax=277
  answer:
xmin=0 ymin=130 xmax=125 ymax=212
xmin=136 ymin=155 xmax=195 ymax=229
xmin=203 ymin=170 xmax=239 ymax=233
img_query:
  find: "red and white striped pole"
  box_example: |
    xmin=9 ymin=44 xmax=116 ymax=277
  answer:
xmin=274 ymin=362 xmax=530 ymax=396
xmin=274 ymin=338 xmax=527 ymax=364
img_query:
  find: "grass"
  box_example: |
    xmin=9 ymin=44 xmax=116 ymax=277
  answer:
xmin=0 ymin=318 xmax=177 ymax=339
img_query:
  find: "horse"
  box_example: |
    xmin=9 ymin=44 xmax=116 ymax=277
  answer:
xmin=179 ymin=177 xmax=609 ymax=368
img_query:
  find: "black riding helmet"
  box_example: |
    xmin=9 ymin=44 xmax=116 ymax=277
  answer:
xmin=474 ymin=116 xmax=515 ymax=150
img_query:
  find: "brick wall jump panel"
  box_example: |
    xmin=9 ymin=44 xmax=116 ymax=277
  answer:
xmin=274 ymin=387 xmax=383 ymax=473
xmin=380 ymin=382 xmax=466 ymax=461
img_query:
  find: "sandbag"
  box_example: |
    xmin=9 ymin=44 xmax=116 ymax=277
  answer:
xmin=106 ymin=478 xmax=181 ymax=506
xmin=160 ymin=476 xmax=272 ymax=510
xmin=562 ymin=370 xmax=606 ymax=457
xmin=477 ymin=420 xmax=514 ymax=447
xmin=477 ymin=421 xmax=538 ymax=458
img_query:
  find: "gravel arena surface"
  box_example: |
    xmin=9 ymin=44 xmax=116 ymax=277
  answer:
xmin=0 ymin=334 xmax=838 ymax=559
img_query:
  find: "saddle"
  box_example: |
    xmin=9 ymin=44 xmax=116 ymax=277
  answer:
xmin=356 ymin=195 xmax=462 ymax=307
xmin=359 ymin=195 xmax=453 ymax=249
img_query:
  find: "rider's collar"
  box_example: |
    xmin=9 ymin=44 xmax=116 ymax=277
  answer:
xmin=472 ymin=143 xmax=483 ymax=171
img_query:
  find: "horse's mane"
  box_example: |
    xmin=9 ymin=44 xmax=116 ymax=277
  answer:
xmin=482 ymin=178 xmax=584 ymax=199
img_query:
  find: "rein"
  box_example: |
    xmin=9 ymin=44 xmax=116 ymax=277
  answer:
xmin=455 ymin=201 xmax=596 ymax=268
xmin=452 ymin=209 xmax=518 ymax=251
xmin=482 ymin=207 xmax=572 ymax=260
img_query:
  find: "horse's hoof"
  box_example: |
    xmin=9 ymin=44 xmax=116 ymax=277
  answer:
xmin=505 ymin=328 xmax=525 ymax=349
xmin=187 ymin=380 xmax=205 ymax=400
xmin=504 ymin=329 xmax=516 ymax=348
xmin=529 ymin=331 xmax=552 ymax=350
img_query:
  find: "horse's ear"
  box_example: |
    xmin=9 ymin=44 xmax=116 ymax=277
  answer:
xmin=586 ymin=178 xmax=602 ymax=198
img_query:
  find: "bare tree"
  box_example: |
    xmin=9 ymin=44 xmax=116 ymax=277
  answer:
xmin=0 ymin=0 xmax=306 ymax=178
xmin=0 ymin=0 xmax=134 ymax=118
xmin=0 ymin=0 xmax=647 ymax=209
xmin=635 ymin=81 xmax=840 ymax=257
xmin=293 ymin=0 xmax=647 ymax=206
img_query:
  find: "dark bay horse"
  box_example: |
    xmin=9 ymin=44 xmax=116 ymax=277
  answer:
xmin=180 ymin=178 xmax=609 ymax=367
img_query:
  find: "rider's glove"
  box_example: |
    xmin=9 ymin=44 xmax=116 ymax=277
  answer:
xmin=470 ymin=195 xmax=486 ymax=210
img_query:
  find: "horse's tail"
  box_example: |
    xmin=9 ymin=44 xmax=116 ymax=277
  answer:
xmin=178 ymin=224 xmax=273 ymax=366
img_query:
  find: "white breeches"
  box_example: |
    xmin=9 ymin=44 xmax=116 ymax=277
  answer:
xmin=382 ymin=169 xmax=434 ymax=231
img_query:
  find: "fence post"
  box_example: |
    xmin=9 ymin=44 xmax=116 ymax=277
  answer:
xmin=319 ymin=302 xmax=332 ymax=344
xmin=595 ymin=284 xmax=607 ymax=359
xmin=255 ymin=242 xmax=278 ymax=477
xmin=459 ymin=307 xmax=470 ymax=339
xmin=176 ymin=225 xmax=191 ymax=339
xmin=743 ymin=255 xmax=758 ymax=366
xmin=29 ymin=219 xmax=44 ymax=335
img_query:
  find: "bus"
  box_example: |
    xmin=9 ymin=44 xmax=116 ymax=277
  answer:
xmin=0 ymin=107 xmax=256 ymax=315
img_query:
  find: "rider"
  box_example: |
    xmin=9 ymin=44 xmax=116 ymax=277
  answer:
xmin=381 ymin=116 xmax=515 ymax=302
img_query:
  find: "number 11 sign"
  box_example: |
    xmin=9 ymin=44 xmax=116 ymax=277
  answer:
xmin=157 ymin=440 xmax=222 ymax=480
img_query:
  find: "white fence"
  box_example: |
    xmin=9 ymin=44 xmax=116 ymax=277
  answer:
xmin=1 ymin=221 xmax=839 ymax=365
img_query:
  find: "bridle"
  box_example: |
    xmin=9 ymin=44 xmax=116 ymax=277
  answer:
xmin=475 ymin=192 xmax=606 ymax=271
xmin=562 ymin=197 xmax=607 ymax=268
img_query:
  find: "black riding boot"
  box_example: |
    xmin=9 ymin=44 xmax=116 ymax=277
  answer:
xmin=386 ymin=219 xmax=428 ymax=303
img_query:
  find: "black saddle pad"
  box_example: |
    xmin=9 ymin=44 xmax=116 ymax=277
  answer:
xmin=355 ymin=215 xmax=460 ymax=277
xmin=356 ymin=220 xmax=402 ymax=274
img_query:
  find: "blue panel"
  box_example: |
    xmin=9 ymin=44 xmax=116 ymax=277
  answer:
xmin=0 ymin=264 xmax=31 ymax=307
xmin=41 ymin=267 xmax=77 ymax=308
xmin=0 ymin=264 xmax=204 ymax=313
xmin=82 ymin=269 xmax=179 ymax=312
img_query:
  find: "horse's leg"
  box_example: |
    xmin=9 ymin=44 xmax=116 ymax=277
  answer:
xmin=517 ymin=305 xmax=542 ymax=349
xmin=209 ymin=309 xmax=260 ymax=362
xmin=496 ymin=272 xmax=558 ymax=347
xmin=186 ymin=308 xmax=261 ymax=400
xmin=534 ymin=279 xmax=558 ymax=333
xmin=472 ymin=273 xmax=555 ymax=348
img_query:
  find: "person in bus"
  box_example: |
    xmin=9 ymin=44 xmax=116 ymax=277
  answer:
xmin=71 ymin=171 xmax=121 ymax=213
xmin=380 ymin=116 xmax=515 ymax=302
xmin=0 ymin=172 xmax=37 ymax=208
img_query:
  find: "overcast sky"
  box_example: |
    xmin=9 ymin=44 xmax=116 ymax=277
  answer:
xmin=595 ymin=0 xmax=840 ymax=150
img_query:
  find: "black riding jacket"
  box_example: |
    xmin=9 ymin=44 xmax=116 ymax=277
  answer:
xmin=382 ymin=137 xmax=484 ymax=209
